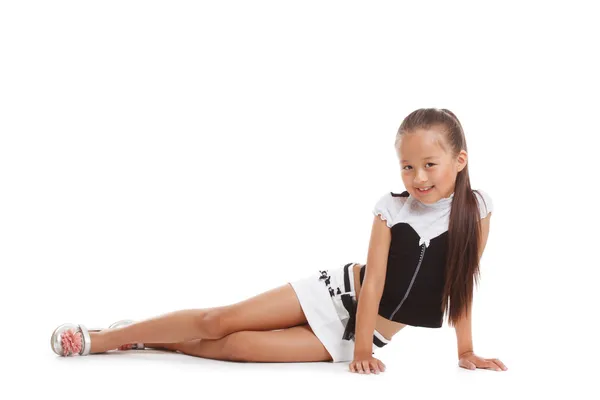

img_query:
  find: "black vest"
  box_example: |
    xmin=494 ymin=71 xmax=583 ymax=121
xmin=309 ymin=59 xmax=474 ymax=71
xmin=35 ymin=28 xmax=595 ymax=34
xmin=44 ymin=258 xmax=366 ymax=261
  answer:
xmin=339 ymin=189 xmax=491 ymax=340
xmin=363 ymin=190 xmax=447 ymax=328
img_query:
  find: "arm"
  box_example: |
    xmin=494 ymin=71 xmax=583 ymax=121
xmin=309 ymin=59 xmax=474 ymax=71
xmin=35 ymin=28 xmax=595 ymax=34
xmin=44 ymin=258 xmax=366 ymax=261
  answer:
xmin=455 ymin=302 xmax=474 ymax=358
xmin=454 ymin=213 xmax=490 ymax=357
xmin=455 ymin=212 xmax=506 ymax=371
xmin=455 ymin=212 xmax=490 ymax=357
xmin=354 ymin=215 xmax=391 ymax=357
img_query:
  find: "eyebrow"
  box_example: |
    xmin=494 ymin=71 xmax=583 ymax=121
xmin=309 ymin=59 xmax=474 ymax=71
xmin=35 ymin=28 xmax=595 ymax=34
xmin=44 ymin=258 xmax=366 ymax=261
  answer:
xmin=401 ymin=156 xmax=439 ymax=162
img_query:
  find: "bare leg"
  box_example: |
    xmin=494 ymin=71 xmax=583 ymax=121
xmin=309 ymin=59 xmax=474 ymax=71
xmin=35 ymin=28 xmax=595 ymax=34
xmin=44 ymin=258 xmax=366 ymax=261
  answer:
xmin=87 ymin=283 xmax=308 ymax=354
xmin=149 ymin=324 xmax=333 ymax=363
xmin=89 ymin=309 xmax=215 ymax=353
xmin=142 ymin=339 xmax=227 ymax=358
xmin=186 ymin=324 xmax=333 ymax=362
xmin=143 ymin=343 xmax=179 ymax=352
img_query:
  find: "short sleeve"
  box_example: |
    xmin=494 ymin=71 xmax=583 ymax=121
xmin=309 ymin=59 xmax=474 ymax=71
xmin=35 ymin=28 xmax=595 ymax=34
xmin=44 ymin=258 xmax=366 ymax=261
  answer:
xmin=372 ymin=192 xmax=402 ymax=228
xmin=474 ymin=189 xmax=493 ymax=219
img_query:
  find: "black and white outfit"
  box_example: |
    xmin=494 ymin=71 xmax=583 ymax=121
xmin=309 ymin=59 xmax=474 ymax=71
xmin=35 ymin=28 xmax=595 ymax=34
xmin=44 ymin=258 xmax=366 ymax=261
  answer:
xmin=289 ymin=189 xmax=493 ymax=362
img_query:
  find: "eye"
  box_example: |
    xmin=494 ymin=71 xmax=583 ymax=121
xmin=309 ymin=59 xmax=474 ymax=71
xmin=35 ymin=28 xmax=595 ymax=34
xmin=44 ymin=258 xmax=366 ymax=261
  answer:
xmin=402 ymin=163 xmax=435 ymax=171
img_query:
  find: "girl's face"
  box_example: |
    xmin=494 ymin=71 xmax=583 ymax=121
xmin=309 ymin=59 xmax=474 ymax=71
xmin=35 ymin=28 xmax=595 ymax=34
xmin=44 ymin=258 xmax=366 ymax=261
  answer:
xmin=396 ymin=127 xmax=467 ymax=204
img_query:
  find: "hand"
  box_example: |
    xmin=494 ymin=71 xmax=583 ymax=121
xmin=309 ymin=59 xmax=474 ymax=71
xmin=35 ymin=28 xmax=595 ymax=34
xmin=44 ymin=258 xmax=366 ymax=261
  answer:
xmin=349 ymin=354 xmax=386 ymax=374
xmin=458 ymin=351 xmax=507 ymax=371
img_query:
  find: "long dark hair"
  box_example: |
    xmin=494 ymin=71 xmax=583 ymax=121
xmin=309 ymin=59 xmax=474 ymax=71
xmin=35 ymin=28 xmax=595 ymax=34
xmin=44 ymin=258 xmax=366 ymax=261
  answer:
xmin=395 ymin=108 xmax=489 ymax=327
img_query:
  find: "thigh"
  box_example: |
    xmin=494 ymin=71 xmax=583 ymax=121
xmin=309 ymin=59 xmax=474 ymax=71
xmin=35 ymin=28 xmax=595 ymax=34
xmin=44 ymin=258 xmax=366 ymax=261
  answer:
xmin=180 ymin=324 xmax=333 ymax=363
xmin=214 ymin=283 xmax=308 ymax=335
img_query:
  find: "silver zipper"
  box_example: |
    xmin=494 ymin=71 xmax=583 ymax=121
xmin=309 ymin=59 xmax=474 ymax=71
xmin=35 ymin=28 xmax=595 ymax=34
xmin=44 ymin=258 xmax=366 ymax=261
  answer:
xmin=389 ymin=242 xmax=427 ymax=320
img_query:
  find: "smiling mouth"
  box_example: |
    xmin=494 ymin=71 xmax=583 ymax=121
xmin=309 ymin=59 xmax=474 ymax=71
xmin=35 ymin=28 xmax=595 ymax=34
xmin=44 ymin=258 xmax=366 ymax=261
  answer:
xmin=416 ymin=186 xmax=434 ymax=192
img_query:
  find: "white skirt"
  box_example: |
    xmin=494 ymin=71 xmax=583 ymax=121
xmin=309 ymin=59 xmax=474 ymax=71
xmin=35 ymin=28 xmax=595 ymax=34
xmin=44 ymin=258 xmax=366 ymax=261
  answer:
xmin=289 ymin=262 xmax=391 ymax=363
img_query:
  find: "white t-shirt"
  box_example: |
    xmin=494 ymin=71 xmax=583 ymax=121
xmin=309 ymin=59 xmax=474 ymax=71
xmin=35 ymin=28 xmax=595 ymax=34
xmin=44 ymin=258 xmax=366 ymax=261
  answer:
xmin=372 ymin=189 xmax=493 ymax=248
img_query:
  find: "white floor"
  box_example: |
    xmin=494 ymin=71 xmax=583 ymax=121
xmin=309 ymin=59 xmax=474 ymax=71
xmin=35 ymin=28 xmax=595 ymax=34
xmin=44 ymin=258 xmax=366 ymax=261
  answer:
xmin=5 ymin=318 xmax=593 ymax=400
xmin=3 ymin=1 xmax=599 ymax=398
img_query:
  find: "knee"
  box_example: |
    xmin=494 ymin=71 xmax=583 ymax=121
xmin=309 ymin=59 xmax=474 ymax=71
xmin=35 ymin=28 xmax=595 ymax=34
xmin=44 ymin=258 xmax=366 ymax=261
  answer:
xmin=221 ymin=332 xmax=252 ymax=362
xmin=199 ymin=308 xmax=230 ymax=340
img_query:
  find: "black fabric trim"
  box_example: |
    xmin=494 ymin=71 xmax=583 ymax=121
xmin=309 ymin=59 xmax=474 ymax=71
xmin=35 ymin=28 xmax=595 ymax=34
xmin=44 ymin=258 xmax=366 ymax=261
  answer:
xmin=343 ymin=262 xmax=352 ymax=292
xmin=373 ymin=335 xmax=386 ymax=348
xmin=340 ymin=263 xmax=387 ymax=347
xmin=341 ymin=263 xmax=356 ymax=341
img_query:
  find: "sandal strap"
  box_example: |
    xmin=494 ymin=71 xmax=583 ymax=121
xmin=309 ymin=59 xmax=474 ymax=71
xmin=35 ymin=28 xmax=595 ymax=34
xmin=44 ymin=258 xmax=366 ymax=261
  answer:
xmin=79 ymin=324 xmax=92 ymax=356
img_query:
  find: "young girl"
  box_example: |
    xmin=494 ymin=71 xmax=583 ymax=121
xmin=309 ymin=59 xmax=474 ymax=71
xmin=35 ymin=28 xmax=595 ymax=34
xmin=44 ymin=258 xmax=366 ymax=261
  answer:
xmin=50 ymin=108 xmax=507 ymax=374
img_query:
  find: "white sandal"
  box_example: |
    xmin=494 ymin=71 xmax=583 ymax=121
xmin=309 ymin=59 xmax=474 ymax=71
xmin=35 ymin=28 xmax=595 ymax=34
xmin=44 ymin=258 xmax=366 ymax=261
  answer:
xmin=108 ymin=319 xmax=145 ymax=350
xmin=50 ymin=324 xmax=102 ymax=356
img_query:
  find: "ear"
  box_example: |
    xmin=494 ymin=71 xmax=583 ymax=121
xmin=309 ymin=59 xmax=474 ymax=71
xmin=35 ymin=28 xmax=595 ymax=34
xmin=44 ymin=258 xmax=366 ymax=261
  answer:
xmin=456 ymin=150 xmax=468 ymax=172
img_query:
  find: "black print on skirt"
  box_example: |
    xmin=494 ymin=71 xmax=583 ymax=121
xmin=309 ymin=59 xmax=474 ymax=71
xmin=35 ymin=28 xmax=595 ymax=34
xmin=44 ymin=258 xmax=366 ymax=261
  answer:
xmin=318 ymin=265 xmax=386 ymax=352
xmin=318 ymin=270 xmax=342 ymax=297
xmin=319 ymin=267 xmax=357 ymax=341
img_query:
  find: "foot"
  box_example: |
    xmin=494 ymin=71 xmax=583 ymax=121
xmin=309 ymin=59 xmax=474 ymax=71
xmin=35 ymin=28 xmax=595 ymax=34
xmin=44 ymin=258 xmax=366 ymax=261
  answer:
xmin=51 ymin=324 xmax=94 ymax=356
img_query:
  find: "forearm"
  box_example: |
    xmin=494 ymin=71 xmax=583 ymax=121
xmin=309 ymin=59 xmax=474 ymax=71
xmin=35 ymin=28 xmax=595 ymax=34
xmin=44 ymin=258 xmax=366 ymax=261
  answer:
xmin=455 ymin=309 xmax=474 ymax=357
xmin=353 ymin=285 xmax=381 ymax=356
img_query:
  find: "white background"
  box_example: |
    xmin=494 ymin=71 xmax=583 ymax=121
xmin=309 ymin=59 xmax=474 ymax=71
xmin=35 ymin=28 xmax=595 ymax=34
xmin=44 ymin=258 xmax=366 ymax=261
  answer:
xmin=1 ymin=0 xmax=598 ymax=398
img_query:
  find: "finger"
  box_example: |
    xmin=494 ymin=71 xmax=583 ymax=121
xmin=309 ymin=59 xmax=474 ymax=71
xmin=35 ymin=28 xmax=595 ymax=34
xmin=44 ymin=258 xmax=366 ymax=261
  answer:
xmin=492 ymin=358 xmax=508 ymax=371
xmin=354 ymin=362 xmax=363 ymax=374
xmin=488 ymin=359 xmax=504 ymax=371
xmin=479 ymin=360 xmax=499 ymax=371
xmin=460 ymin=359 xmax=476 ymax=370
xmin=361 ymin=361 xmax=370 ymax=374
xmin=377 ymin=360 xmax=386 ymax=372
xmin=369 ymin=362 xmax=380 ymax=374
xmin=349 ymin=363 xmax=355 ymax=373
xmin=485 ymin=360 xmax=502 ymax=371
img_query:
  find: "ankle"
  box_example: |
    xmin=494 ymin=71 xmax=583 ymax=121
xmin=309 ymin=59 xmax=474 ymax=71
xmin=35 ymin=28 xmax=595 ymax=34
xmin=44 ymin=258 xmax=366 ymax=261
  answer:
xmin=89 ymin=331 xmax=115 ymax=354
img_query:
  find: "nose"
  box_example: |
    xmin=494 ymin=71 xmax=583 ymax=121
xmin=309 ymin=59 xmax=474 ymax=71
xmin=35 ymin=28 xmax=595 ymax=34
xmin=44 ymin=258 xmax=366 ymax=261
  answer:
xmin=414 ymin=169 xmax=428 ymax=185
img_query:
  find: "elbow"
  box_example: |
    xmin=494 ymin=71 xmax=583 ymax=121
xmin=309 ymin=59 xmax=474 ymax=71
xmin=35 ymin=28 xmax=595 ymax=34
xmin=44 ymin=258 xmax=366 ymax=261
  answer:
xmin=360 ymin=281 xmax=384 ymax=300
